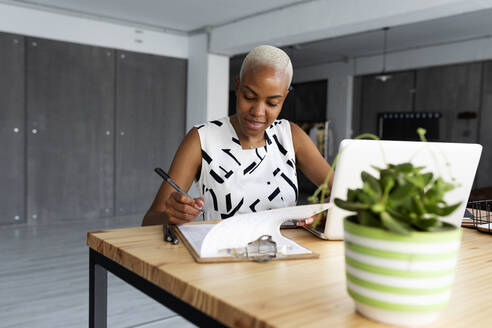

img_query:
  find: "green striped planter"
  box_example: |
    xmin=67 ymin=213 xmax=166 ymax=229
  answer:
xmin=343 ymin=216 xmax=461 ymax=326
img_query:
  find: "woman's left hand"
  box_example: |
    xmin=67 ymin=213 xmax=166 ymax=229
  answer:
xmin=296 ymin=216 xmax=315 ymax=226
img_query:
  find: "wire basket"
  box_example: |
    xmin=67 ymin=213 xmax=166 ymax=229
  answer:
xmin=466 ymin=200 xmax=492 ymax=234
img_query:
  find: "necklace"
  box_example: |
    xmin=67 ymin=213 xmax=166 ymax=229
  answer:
xmin=246 ymin=141 xmax=265 ymax=149
xmin=230 ymin=117 xmax=266 ymax=149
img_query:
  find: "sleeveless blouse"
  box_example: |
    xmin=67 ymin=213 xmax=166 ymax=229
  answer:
xmin=195 ymin=117 xmax=298 ymax=221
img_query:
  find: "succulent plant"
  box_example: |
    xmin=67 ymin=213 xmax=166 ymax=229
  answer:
xmin=334 ymin=162 xmax=460 ymax=234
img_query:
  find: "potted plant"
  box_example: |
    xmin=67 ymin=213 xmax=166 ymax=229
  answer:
xmin=311 ymin=131 xmax=463 ymax=326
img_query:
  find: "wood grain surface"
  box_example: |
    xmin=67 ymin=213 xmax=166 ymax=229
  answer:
xmin=87 ymin=226 xmax=492 ymax=328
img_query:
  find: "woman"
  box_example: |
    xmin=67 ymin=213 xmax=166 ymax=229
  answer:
xmin=142 ymin=45 xmax=332 ymax=226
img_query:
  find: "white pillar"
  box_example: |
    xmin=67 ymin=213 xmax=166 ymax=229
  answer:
xmin=186 ymin=34 xmax=229 ymax=198
xmin=186 ymin=33 xmax=229 ymax=132
xmin=186 ymin=34 xmax=209 ymax=131
xmin=327 ymin=76 xmax=353 ymax=162
xmin=206 ymin=54 xmax=230 ymax=122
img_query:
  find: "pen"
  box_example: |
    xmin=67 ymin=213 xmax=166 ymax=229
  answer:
xmin=163 ymin=224 xmax=173 ymax=243
xmin=155 ymin=167 xmax=193 ymax=245
xmin=154 ymin=167 xmax=203 ymax=219
xmin=154 ymin=167 xmax=191 ymax=198
xmin=167 ymin=226 xmax=179 ymax=245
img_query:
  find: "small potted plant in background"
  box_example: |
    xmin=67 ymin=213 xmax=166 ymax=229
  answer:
xmin=312 ymin=130 xmax=463 ymax=326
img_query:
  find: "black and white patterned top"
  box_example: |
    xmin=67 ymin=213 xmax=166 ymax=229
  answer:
xmin=195 ymin=117 xmax=298 ymax=221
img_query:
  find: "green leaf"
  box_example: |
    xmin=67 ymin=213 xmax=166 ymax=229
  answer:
xmin=358 ymin=192 xmax=373 ymax=204
xmin=334 ymin=198 xmax=370 ymax=211
xmin=371 ymin=165 xmax=383 ymax=172
xmin=422 ymin=172 xmax=433 ymax=187
xmin=414 ymin=217 xmax=441 ymax=231
xmin=406 ymin=175 xmax=420 ymax=188
xmin=417 ymin=128 xmax=427 ymax=142
xmin=381 ymin=173 xmax=395 ymax=195
xmin=390 ymin=184 xmax=414 ymax=201
xmin=347 ymin=188 xmax=359 ymax=202
xmin=394 ymin=163 xmax=413 ymax=173
xmin=381 ymin=211 xmax=411 ymax=235
xmin=425 ymin=187 xmax=440 ymax=202
xmin=426 ymin=202 xmax=461 ymax=216
xmin=361 ymin=183 xmax=379 ymax=202
xmin=412 ymin=195 xmax=426 ymax=216
xmin=435 ymin=177 xmax=455 ymax=193
xmin=358 ymin=210 xmax=382 ymax=228
xmin=371 ymin=203 xmax=385 ymax=213
xmin=361 ymin=171 xmax=382 ymax=196
xmin=386 ymin=207 xmax=406 ymax=221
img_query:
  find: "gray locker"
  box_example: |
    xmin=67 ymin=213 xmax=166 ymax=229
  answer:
xmin=26 ymin=38 xmax=114 ymax=223
xmin=115 ymin=51 xmax=187 ymax=216
xmin=0 ymin=32 xmax=25 ymax=225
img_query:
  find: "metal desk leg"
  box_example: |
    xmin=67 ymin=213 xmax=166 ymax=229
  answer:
xmin=89 ymin=249 xmax=107 ymax=328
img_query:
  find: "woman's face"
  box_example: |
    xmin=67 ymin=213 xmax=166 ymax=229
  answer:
xmin=235 ymin=65 xmax=290 ymax=139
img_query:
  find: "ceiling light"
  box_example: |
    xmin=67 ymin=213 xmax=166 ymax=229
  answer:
xmin=375 ymin=27 xmax=392 ymax=82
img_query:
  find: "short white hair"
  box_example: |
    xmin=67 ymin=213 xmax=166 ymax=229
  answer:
xmin=239 ymin=45 xmax=293 ymax=87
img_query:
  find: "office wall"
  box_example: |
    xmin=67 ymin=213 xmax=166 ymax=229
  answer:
xmin=353 ymin=60 xmax=491 ymax=188
xmin=355 ymin=62 xmax=483 ymax=139
xmin=357 ymin=71 xmax=415 ymax=136
xmin=0 ymin=31 xmax=187 ymax=225
xmin=415 ymin=63 xmax=482 ymax=143
xmin=292 ymin=34 xmax=492 ymax=191
xmin=115 ymin=50 xmax=186 ymax=215
xmin=478 ymin=62 xmax=492 ymax=189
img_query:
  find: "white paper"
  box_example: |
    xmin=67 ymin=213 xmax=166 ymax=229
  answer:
xmin=177 ymin=224 xmax=215 ymax=255
xmin=178 ymin=203 xmax=330 ymax=258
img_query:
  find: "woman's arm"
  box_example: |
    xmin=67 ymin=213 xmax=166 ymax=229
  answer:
xmin=290 ymin=122 xmax=333 ymax=188
xmin=291 ymin=122 xmax=333 ymax=226
xmin=142 ymin=127 xmax=203 ymax=226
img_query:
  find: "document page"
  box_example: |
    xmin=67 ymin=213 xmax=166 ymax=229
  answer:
xmin=178 ymin=203 xmax=330 ymax=258
xmin=177 ymin=224 xmax=215 ymax=255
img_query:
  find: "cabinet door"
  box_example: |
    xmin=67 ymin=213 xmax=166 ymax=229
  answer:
xmin=292 ymin=80 xmax=327 ymax=123
xmin=415 ymin=63 xmax=482 ymax=143
xmin=26 ymin=38 xmax=114 ymax=223
xmin=359 ymin=71 xmax=415 ymax=136
xmin=477 ymin=61 xmax=492 ymax=189
xmin=351 ymin=76 xmax=363 ymax=137
xmin=0 ymin=33 xmax=25 ymax=225
xmin=278 ymin=90 xmax=295 ymax=121
xmin=115 ymin=51 xmax=187 ymax=215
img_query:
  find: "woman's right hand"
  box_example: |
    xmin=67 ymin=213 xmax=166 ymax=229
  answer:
xmin=164 ymin=192 xmax=204 ymax=224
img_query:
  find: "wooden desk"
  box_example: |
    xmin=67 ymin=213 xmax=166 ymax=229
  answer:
xmin=87 ymin=226 xmax=492 ymax=328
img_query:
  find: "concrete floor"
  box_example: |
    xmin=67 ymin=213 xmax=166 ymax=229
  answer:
xmin=0 ymin=215 xmax=196 ymax=328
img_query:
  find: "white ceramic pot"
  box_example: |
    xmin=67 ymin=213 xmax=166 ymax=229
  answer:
xmin=343 ymin=217 xmax=461 ymax=327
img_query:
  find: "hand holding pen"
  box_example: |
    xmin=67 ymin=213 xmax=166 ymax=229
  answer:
xmin=154 ymin=168 xmax=204 ymax=244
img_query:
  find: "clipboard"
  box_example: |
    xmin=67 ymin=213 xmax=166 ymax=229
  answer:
xmin=173 ymin=221 xmax=319 ymax=263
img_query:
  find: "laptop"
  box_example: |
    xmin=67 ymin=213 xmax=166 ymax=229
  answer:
xmin=304 ymin=139 xmax=483 ymax=240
